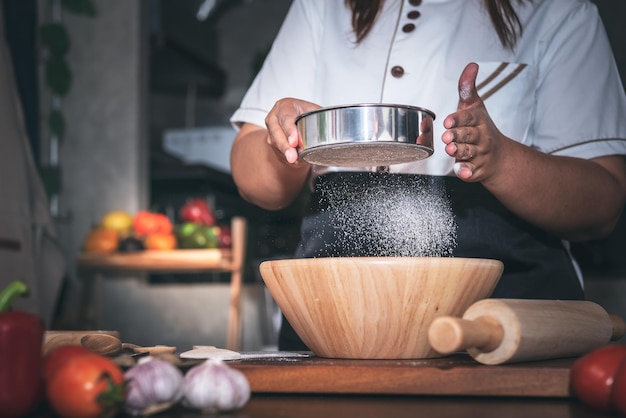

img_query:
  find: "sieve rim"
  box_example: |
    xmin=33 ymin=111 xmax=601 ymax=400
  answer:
xmin=295 ymin=103 xmax=436 ymax=124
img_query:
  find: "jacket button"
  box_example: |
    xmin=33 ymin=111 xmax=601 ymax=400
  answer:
xmin=391 ymin=66 xmax=405 ymax=78
xmin=407 ymin=10 xmax=421 ymax=19
xmin=408 ymin=0 xmax=422 ymax=5
xmin=402 ymin=23 xmax=415 ymax=33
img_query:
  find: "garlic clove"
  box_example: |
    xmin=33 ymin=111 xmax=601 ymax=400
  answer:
xmin=183 ymin=359 xmax=251 ymax=412
xmin=124 ymin=356 xmax=185 ymax=416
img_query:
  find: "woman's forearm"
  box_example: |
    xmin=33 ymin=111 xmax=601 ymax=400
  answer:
xmin=483 ymin=138 xmax=626 ymax=241
xmin=230 ymin=123 xmax=310 ymax=211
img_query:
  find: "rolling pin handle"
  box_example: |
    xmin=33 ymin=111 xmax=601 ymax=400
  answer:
xmin=610 ymin=313 xmax=626 ymax=341
xmin=428 ymin=316 xmax=504 ymax=354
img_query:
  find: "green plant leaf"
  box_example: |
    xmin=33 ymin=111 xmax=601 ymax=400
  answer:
xmin=39 ymin=166 xmax=62 ymax=197
xmin=61 ymin=0 xmax=97 ymax=16
xmin=45 ymin=57 xmax=72 ymax=96
xmin=39 ymin=23 xmax=70 ymax=56
xmin=48 ymin=109 xmax=66 ymax=141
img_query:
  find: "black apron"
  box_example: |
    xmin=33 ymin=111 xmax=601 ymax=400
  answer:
xmin=278 ymin=172 xmax=584 ymax=350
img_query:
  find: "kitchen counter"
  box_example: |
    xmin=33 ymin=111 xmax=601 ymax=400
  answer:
xmin=29 ymin=353 xmax=614 ymax=418
xmin=164 ymin=395 xmax=610 ymax=418
xmin=165 ymin=355 xmax=607 ymax=417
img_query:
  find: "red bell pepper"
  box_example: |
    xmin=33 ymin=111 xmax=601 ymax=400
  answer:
xmin=0 ymin=281 xmax=45 ymax=418
xmin=179 ymin=198 xmax=215 ymax=226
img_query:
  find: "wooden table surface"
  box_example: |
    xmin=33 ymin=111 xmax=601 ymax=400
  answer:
xmin=29 ymin=393 xmax=608 ymax=418
xmin=153 ymin=395 xmax=610 ymax=418
xmin=168 ymin=355 xmax=604 ymax=417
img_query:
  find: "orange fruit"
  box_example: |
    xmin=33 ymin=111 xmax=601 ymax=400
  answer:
xmin=144 ymin=233 xmax=177 ymax=250
xmin=83 ymin=229 xmax=119 ymax=253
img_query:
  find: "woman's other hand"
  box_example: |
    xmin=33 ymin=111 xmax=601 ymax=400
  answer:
xmin=265 ymin=98 xmax=321 ymax=165
xmin=441 ymin=64 xmax=626 ymax=240
xmin=442 ymin=62 xmax=508 ymax=181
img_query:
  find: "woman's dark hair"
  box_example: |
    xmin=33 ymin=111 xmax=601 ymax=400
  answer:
xmin=345 ymin=0 xmax=526 ymax=50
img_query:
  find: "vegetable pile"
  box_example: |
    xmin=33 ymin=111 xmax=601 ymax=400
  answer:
xmin=42 ymin=346 xmax=250 ymax=417
xmin=81 ymin=197 xmax=232 ymax=254
xmin=83 ymin=210 xmax=176 ymax=253
xmin=570 ymin=343 xmax=626 ymax=416
xmin=176 ymin=198 xmax=231 ymax=250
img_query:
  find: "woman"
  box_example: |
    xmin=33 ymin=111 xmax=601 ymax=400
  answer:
xmin=230 ymin=0 xmax=626 ymax=350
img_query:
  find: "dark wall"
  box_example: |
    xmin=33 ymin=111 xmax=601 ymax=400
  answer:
xmin=592 ymin=0 xmax=626 ymax=87
xmin=570 ymin=0 xmax=626 ymax=276
xmin=2 ymin=0 xmax=39 ymax=162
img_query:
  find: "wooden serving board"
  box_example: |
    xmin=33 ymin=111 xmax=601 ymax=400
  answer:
xmin=228 ymin=354 xmax=573 ymax=397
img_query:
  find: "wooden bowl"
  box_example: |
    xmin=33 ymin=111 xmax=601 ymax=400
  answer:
xmin=259 ymin=257 xmax=503 ymax=359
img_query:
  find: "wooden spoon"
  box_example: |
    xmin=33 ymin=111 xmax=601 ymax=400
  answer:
xmin=80 ymin=334 xmax=176 ymax=356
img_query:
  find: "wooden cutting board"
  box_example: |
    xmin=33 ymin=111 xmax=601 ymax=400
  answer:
xmin=228 ymin=354 xmax=573 ymax=397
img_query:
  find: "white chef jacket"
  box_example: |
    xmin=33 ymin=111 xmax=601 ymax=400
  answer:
xmin=230 ymin=0 xmax=626 ymax=177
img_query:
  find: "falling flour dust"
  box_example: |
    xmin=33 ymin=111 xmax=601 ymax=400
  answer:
xmin=309 ymin=173 xmax=458 ymax=257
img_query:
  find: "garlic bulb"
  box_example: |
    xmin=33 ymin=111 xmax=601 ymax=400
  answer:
xmin=124 ymin=356 xmax=185 ymax=416
xmin=183 ymin=359 xmax=251 ymax=412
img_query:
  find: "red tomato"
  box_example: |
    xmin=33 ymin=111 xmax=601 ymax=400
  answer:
xmin=133 ymin=211 xmax=173 ymax=236
xmin=43 ymin=345 xmax=95 ymax=381
xmin=46 ymin=354 xmax=126 ymax=418
xmin=570 ymin=344 xmax=626 ymax=413
xmin=612 ymin=359 xmax=626 ymax=416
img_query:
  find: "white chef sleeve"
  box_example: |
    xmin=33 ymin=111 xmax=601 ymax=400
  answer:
xmin=532 ymin=2 xmax=626 ymax=159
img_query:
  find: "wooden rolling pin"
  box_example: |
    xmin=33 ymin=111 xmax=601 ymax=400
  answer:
xmin=427 ymin=299 xmax=626 ymax=365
